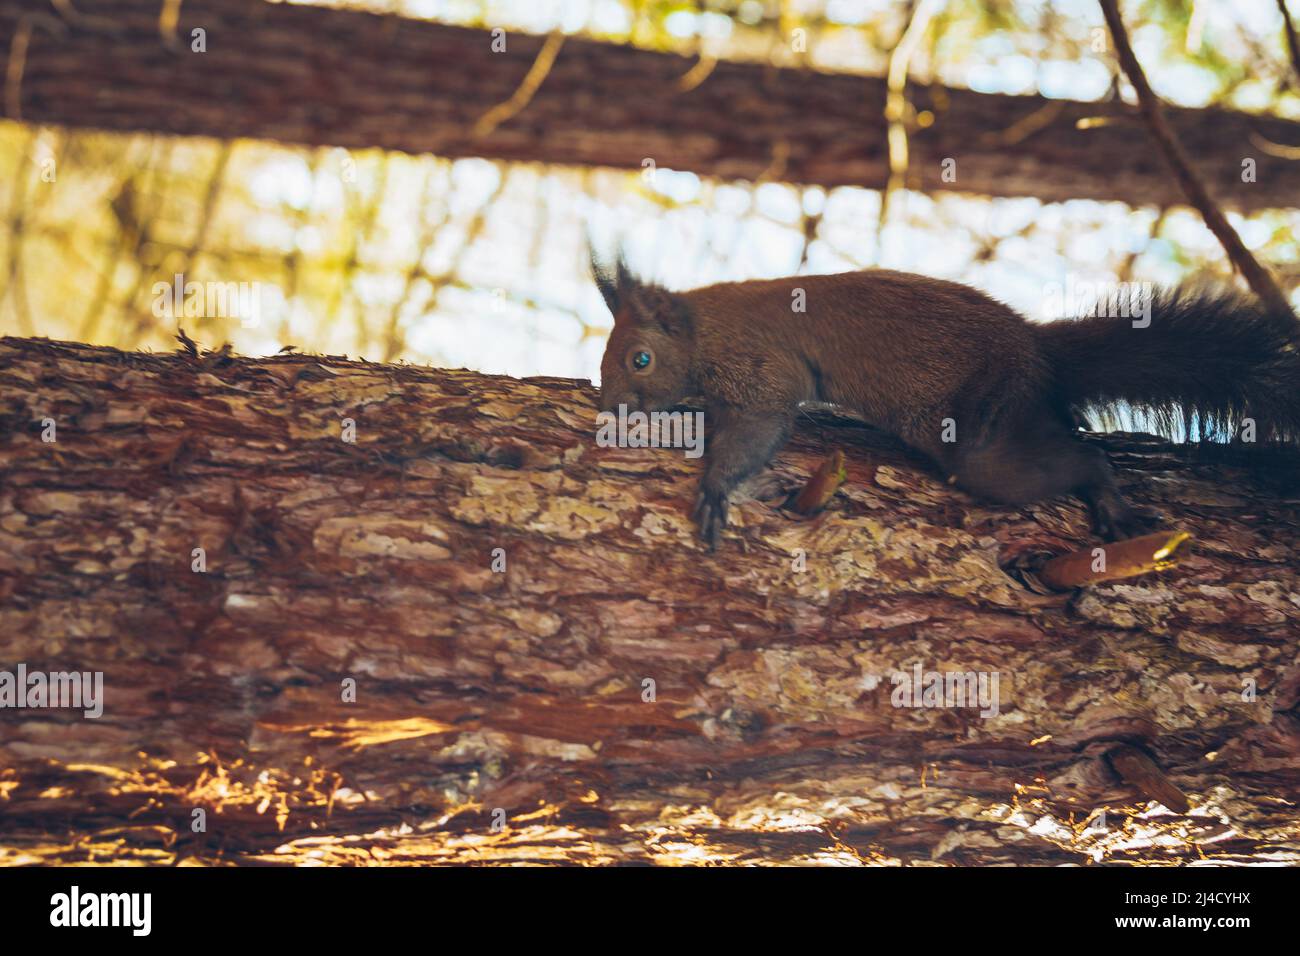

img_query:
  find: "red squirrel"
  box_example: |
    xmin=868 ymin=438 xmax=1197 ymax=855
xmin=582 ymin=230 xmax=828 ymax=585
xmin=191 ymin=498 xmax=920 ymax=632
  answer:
xmin=593 ymin=255 xmax=1300 ymax=549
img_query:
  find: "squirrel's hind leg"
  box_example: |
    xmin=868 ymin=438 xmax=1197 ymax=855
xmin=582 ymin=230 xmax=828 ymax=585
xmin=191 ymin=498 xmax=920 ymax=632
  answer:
xmin=948 ymin=410 xmax=1163 ymax=541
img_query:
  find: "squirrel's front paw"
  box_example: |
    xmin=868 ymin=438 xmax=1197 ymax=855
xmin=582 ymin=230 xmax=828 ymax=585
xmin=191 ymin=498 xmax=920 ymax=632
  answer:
xmin=692 ymin=484 xmax=729 ymax=551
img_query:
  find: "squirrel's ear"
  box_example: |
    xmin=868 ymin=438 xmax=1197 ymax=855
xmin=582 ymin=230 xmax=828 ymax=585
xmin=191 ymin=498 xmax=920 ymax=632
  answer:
xmin=588 ymin=239 xmax=636 ymax=320
xmin=631 ymin=286 xmax=693 ymax=338
xmin=589 ymin=242 xmax=619 ymax=316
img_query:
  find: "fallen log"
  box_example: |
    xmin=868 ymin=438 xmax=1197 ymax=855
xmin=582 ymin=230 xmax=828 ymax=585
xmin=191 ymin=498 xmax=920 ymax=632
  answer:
xmin=0 ymin=335 xmax=1297 ymax=865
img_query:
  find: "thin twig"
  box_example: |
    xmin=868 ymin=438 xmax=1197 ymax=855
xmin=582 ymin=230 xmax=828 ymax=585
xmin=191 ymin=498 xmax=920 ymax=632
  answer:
xmin=117 ymin=138 xmax=176 ymax=343
xmin=879 ymin=0 xmax=943 ymax=245
xmin=978 ymin=99 xmax=1066 ymax=147
xmin=472 ymin=31 xmax=566 ymax=139
xmin=1 ymin=13 xmax=66 ymax=119
xmin=1278 ymin=0 xmax=1300 ymax=87
xmin=755 ymin=139 xmax=790 ymax=183
xmin=678 ymin=52 xmax=717 ymax=92
xmin=677 ymin=1 xmax=718 ymax=92
xmin=0 ymin=127 xmax=35 ymax=334
xmin=78 ymin=136 xmax=147 ymax=342
xmin=159 ymin=0 xmax=185 ymax=48
xmin=5 ymin=18 xmax=33 ymax=121
xmin=1249 ymin=129 xmax=1300 ymax=159
xmin=1099 ymin=0 xmax=1292 ymax=315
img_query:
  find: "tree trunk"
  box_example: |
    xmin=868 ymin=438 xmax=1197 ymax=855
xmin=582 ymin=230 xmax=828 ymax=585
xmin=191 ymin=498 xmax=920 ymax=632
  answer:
xmin=4 ymin=0 xmax=1299 ymax=210
xmin=1 ymin=335 xmax=1297 ymax=865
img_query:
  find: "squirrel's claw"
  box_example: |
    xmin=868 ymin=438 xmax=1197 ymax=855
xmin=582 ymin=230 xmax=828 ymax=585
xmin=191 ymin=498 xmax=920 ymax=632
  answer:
xmin=692 ymin=485 xmax=728 ymax=550
xmin=1094 ymin=499 xmax=1165 ymax=542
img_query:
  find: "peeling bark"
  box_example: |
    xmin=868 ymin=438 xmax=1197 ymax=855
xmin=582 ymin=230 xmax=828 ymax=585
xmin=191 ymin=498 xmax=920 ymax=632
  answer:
xmin=0 ymin=336 xmax=1298 ymax=866
xmin=3 ymin=0 xmax=1300 ymax=210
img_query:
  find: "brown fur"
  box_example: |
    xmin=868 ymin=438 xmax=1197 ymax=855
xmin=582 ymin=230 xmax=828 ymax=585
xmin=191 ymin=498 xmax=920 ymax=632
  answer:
xmin=594 ymin=260 xmax=1300 ymax=548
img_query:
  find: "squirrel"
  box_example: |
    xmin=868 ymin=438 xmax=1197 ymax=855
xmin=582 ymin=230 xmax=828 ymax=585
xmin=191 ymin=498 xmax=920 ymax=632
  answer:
xmin=592 ymin=255 xmax=1300 ymax=549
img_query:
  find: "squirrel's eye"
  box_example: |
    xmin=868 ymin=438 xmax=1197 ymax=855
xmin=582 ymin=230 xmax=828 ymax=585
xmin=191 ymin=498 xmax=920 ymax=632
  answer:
xmin=630 ymin=349 xmax=654 ymax=372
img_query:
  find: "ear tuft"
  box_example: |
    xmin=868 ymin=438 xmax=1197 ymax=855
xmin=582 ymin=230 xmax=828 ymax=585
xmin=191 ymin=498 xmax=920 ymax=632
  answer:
xmin=589 ymin=237 xmax=643 ymax=322
xmin=588 ymin=237 xmax=619 ymax=315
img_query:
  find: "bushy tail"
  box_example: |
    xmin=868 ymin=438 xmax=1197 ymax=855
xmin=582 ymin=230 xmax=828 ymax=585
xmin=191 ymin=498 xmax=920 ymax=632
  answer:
xmin=1035 ymin=285 xmax=1300 ymax=445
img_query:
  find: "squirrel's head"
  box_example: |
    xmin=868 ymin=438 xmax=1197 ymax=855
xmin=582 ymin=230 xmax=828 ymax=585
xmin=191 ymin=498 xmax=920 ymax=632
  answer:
xmin=592 ymin=252 xmax=695 ymax=414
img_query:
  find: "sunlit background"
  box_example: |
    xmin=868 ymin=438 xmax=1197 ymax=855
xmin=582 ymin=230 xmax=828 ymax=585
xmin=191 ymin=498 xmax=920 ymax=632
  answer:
xmin=2 ymin=0 xmax=1298 ymax=868
xmin=2 ymin=0 xmax=1299 ymax=384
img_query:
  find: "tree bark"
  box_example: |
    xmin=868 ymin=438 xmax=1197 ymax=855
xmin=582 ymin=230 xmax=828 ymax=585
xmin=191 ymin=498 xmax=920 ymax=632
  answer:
xmin=0 ymin=335 xmax=1298 ymax=866
xmin=3 ymin=0 xmax=1299 ymax=210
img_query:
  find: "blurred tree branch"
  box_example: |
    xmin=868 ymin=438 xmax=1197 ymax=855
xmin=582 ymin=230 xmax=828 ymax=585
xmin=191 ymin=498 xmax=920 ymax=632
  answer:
xmin=1100 ymin=0 xmax=1292 ymax=316
xmin=5 ymin=0 xmax=1300 ymax=210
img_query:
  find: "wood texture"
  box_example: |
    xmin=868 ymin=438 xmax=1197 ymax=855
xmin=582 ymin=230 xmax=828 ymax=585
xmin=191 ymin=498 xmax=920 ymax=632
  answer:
xmin=3 ymin=0 xmax=1300 ymax=209
xmin=1 ymin=336 xmax=1298 ymax=865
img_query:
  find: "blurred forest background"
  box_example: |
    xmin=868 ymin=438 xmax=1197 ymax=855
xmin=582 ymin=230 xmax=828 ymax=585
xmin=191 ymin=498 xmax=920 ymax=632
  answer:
xmin=5 ymin=0 xmax=1300 ymax=869
xmin=3 ymin=0 xmax=1300 ymax=382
